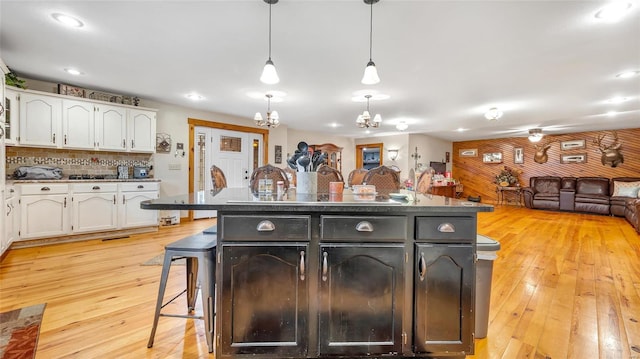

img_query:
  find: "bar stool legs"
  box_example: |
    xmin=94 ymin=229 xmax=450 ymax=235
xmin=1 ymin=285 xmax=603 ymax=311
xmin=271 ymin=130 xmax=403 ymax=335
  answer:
xmin=147 ymin=234 xmax=216 ymax=353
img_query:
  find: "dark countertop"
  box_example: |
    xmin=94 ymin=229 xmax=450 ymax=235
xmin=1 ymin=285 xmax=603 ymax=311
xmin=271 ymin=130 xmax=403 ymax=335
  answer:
xmin=141 ymin=187 xmax=494 ymax=214
xmin=9 ymin=178 xmax=160 ymax=184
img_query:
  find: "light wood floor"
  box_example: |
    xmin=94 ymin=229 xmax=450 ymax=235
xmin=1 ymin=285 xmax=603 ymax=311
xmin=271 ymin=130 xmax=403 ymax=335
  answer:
xmin=1 ymin=207 xmax=639 ymax=359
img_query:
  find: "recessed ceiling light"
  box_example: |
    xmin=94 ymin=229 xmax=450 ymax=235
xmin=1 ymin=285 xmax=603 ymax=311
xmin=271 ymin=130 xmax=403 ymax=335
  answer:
xmin=616 ymin=70 xmax=640 ymax=78
xmin=456 ymin=128 xmax=467 ymax=132
xmin=606 ymin=111 xmax=617 ymax=117
xmin=64 ymin=68 xmax=82 ymax=75
xmin=594 ymin=2 xmax=632 ymax=21
xmin=606 ymin=96 xmax=629 ymax=104
xmin=185 ymin=93 xmax=204 ymax=101
xmin=52 ymin=13 xmax=84 ymax=28
xmin=484 ymin=107 xmax=503 ymax=121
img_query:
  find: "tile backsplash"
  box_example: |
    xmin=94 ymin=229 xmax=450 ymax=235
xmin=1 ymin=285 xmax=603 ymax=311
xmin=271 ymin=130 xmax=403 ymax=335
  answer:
xmin=6 ymin=147 xmax=153 ymax=178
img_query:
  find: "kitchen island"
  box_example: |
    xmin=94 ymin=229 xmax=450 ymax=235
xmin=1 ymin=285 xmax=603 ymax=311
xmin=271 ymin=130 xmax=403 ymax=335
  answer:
xmin=141 ymin=188 xmax=493 ymax=359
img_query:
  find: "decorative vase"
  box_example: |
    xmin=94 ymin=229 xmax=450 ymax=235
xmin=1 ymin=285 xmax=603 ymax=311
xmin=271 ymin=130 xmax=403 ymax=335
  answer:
xmin=297 ymin=172 xmax=318 ymax=195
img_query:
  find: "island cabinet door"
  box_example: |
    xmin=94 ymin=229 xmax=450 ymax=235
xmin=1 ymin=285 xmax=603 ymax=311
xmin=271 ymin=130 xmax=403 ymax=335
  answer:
xmin=414 ymin=244 xmax=474 ymax=355
xmin=318 ymin=244 xmax=404 ymax=356
xmin=219 ymin=243 xmax=309 ymax=358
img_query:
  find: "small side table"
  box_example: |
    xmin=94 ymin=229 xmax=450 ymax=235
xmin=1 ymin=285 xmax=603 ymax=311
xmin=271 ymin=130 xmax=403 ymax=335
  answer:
xmin=496 ymin=186 xmax=522 ymax=206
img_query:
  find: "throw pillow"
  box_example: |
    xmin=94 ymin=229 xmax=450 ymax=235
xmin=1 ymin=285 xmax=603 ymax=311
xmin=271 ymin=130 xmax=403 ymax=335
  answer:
xmin=612 ymin=181 xmax=640 ymax=197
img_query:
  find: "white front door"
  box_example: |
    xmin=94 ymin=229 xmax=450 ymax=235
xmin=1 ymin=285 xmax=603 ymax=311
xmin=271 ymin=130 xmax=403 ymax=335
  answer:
xmin=193 ymin=127 xmax=263 ymax=219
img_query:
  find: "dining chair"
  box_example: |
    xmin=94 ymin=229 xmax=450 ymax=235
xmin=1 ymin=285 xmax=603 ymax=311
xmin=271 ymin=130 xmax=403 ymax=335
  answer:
xmin=316 ymin=164 xmax=344 ymax=193
xmin=362 ymin=165 xmax=401 ymax=192
xmin=210 ymin=165 xmax=228 ymax=191
xmin=348 ymin=168 xmax=369 ymax=187
xmin=283 ymin=167 xmax=297 ymax=187
xmin=416 ymin=170 xmax=433 ymax=194
xmin=249 ymin=164 xmax=290 ymax=193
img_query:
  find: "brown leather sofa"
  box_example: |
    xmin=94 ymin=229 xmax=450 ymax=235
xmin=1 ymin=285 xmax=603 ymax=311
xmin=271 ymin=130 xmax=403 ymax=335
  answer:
xmin=524 ymin=176 xmax=640 ymax=233
xmin=523 ymin=176 xmax=561 ymax=210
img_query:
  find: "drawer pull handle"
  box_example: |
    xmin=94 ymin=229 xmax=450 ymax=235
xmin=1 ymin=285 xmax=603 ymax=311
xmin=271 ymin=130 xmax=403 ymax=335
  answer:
xmin=355 ymin=221 xmax=374 ymax=232
xmin=256 ymin=220 xmax=275 ymax=232
xmin=437 ymin=223 xmax=455 ymax=233
xmin=41 ymin=187 xmax=51 ymax=191
xmin=322 ymin=252 xmax=328 ymax=282
xmin=92 ymin=186 xmax=101 ymax=190
xmin=137 ymin=185 xmax=144 ymax=189
xmin=299 ymin=251 xmax=306 ymax=281
xmin=419 ymin=252 xmax=426 ymax=281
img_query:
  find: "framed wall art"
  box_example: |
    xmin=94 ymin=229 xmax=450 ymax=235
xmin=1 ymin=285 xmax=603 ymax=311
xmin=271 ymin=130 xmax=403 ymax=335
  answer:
xmin=482 ymin=152 xmax=503 ymax=164
xmin=514 ymin=147 xmax=524 ymax=164
xmin=58 ymin=84 xmax=86 ymax=98
xmin=560 ymin=153 xmax=587 ymax=164
xmin=560 ymin=139 xmax=586 ymax=151
xmin=274 ymin=145 xmax=283 ymax=164
xmin=459 ymin=148 xmax=478 ymax=157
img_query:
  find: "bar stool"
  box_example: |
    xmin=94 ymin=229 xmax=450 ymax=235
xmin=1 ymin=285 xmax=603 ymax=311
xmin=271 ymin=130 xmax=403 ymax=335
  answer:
xmin=147 ymin=233 xmax=217 ymax=353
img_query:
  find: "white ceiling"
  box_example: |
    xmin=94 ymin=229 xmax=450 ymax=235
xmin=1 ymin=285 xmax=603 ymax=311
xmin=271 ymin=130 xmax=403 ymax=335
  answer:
xmin=1 ymin=0 xmax=639 ymax=141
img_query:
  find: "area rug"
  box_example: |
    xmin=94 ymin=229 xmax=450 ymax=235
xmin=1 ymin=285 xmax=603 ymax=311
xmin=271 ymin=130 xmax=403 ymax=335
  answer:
xmin=141 ymin=254 xmax=185 ymax=266
xmin=0 ymin=303 xmax=46 ymax=359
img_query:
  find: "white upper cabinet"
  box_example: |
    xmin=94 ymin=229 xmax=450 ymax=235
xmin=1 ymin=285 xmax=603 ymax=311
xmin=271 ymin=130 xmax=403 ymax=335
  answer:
xmin=62 ymin=99 xmax=94 ymax=149
xmin=95 ymin=104 xmax=127 ymax=151
xmin=4 ymin=87 xmax=20 ymax=145
xmin=127 ymin=108 xmax=156 ymax=153
xmin=19 ymin=92 xmax=62 ymax=148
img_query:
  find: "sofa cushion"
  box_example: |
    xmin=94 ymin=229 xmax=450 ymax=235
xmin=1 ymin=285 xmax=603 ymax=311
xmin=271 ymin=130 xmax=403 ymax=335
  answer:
xmin=575 ymin=194 xmax=610 ymax=205
xmin=535 ymin=193 xmax=560 ymax=201
xmin=576 ymin=178 xmax=610 ymax=196
xmin=533 ymin=178 xmax=560 ymax=195
xmin=612 ymin=181 xmax=640 ymax=197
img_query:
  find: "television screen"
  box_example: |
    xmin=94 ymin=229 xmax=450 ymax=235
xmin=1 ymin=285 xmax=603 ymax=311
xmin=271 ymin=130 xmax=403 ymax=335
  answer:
xmin=429 ymin=161 xmax=446 ymax=174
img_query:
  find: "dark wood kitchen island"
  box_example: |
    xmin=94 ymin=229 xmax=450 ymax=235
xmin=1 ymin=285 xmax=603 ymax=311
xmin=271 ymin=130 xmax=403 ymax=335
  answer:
xmin=141 ymin=188 xmax=493 ymax=359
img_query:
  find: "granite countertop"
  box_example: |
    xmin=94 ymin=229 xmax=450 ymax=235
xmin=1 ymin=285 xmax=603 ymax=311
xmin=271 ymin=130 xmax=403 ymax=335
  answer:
xmin=141 ymin=187 xmax=494 ymax=214
xmin=8 ymin=178 xmax=161 ymax=184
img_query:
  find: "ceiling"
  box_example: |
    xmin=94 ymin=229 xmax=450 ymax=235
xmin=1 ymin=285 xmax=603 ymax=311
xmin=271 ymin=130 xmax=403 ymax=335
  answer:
xmin=1 ymin=0 xmax=639 ymax=142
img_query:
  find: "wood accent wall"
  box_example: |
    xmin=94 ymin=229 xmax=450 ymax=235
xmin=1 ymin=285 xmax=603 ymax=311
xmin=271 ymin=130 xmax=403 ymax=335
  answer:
xmin=452 ymin=128 xmax=640 ymax=203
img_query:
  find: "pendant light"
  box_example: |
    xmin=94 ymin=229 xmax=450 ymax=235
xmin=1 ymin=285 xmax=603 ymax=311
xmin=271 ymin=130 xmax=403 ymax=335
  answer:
xmin=260 ymin=0 xmax=280 ymax=84
xmin=361 ymin=0 xmax=381 ymax=85
xmin=356 ymin=95 xmax=382 ymax=128
xmin=254 ymin=94 xmax=280 ymax=128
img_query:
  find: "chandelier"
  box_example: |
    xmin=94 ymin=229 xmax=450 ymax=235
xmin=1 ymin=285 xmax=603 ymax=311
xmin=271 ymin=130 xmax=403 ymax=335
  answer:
xmin=356 ymin=94 xmax=381 ymax=128
xmin=254 ymin=94 xmax=280 ymax=128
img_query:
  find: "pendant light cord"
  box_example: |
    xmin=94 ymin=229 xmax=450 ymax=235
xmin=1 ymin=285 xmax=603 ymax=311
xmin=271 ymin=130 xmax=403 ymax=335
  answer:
xmin=368 ymin=1 xmax=373 ymax=61
xmin=268 ymin=2 xmax=273 ymax=60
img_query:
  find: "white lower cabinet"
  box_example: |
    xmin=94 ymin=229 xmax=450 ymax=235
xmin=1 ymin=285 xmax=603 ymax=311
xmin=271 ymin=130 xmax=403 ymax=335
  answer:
xmin=19 ymin=183 xmax=70 ymax=240
xmin=119 ymin=182 xmax=159 ymax=228
xmin=4 ymin=187 xmax=17 ymax=250
xmin=71 ymin=183 xmax=118 ymax=233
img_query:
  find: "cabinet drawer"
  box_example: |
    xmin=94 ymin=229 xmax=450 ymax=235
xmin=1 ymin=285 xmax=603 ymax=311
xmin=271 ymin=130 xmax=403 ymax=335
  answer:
xmin=119 ymin=182 xmax=159 ymax=192
xmin=19 ymin=183 xmax=69 ymax=195
xmin=222 ymin=215 xmax=310 ymax=241
xmin=415 ymin=216 xmax=475 ymax=242
xmin=72 ymin=183 xmax=118 ymax=193
xmin=321 ymin=216 xmax=407 ymax=241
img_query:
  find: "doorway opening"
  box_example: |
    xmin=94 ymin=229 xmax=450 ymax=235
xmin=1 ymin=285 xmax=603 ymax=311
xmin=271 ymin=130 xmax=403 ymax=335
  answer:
xmin=355 ymin=143 xmax=384 ymax=170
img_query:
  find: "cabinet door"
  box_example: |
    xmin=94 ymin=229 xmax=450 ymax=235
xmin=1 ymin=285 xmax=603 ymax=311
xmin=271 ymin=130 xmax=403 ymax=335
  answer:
xmin=72 ymin=193 xmax=117 ymax=233
xmin=127 ymin=109 xmax=156 ymax=152
xmin=95 ymin=104 xmax=127 ymax=151
xmin=19 ymin=93 xmax=62 ymax=147
xmin=220 ymin=243 xmax=308 ymax=358
xmin=5 ymin=194 xmax=16 ymax=247
xmin=319 ymin=244 xmax=404 ymax=356
xmin=19 ymin=194 xmax=69 ymax=239
xmin=4 ymin=88 xmax=20 ymax=145
xmin=414 ymin=244 xmax=474 ymax=355
xmin=119 ymin=191 xmax=158 ymax=228
xmin=62 ymin=99 xmax=94 ymax=149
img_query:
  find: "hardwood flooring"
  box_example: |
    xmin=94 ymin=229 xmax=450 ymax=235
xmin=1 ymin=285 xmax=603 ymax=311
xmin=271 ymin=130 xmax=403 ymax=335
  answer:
xmin=0 ymin=207 xmax=639 ymax=358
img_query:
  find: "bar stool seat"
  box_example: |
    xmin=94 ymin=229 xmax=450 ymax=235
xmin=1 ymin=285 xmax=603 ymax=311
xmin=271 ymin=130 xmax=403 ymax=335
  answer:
xmin=147 ymin=233 xmax=217 ymax=353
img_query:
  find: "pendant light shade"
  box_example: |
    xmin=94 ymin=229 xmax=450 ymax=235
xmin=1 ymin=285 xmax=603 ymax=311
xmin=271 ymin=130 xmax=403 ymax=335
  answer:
xmin=361 ymin=0 xmax=381 ymax=85
xmin=260 ymin=0 xmax=280 ymax=84
xmin=356 ymin=95 xmax=382 ymax=128
xmin=255 ymin=94 xmax=280 ymax=128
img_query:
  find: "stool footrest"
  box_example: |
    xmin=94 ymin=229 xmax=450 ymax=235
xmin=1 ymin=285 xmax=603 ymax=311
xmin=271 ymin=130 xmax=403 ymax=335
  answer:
xmin=160 ymin=313 xmax=204 ymax=320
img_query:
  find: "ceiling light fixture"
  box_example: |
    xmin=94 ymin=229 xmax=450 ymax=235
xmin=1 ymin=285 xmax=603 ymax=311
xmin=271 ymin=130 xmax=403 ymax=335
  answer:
xmin=186 ymin=93 xmax=204 ymax=101
xmin=528 ymin=128 xmax=544 ymax=142
xmin=254 ymin=93 xmax=280 ymax=128
xmin=484 ymin=107 xmax=503 ymax=121
xmin=356 ymin=94 xmax=382 ymax=128
xmin=361 ymin=0 xmax=381 ymax=85
xmin=606 ymin=96 xmax=629 ymax=104
xmin=396 ymin=121 xmax=408 ymax=131
xmin=594 ymin=2 xmax=632 ymax=20
xmin=52 ymin=13 xmax=84 ymax=28
xmin=64 ymin=68 xmax=82 ymax=75
xmin=616 ymin=70 xmax=640 ymax=78
xmin=260 ymin=0 xmax=280 ymax=84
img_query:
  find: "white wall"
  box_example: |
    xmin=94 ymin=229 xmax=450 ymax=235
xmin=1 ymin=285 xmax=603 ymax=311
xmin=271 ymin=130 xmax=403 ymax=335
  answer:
xmin=355 ymin=134 xmax=411 ymax=182
xmin=408 ymin=134 xmax=453 ymax=173
xmin=286 ymin=129 xmax=356 ymax=176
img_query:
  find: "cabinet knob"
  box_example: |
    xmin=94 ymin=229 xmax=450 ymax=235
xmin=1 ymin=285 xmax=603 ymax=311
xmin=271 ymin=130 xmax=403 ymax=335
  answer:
xmin=41 ymin=187 xmax=51 ymax=191
xmin=256 ymin=220 xmax=275 ymax=232
xmin=355 ymin=221 xmax=374 ymax=232
xmin=437 ymin=223 xmax=455 ymax=233
xmin=92 ymin=186 xmax=101 ymax=190
xmin=137 ymin=185 xmax=144 ymax=189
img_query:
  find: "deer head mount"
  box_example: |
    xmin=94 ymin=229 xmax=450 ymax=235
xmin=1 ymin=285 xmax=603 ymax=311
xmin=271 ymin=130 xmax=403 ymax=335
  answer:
xmin=594 ymin=131 xmax=623 ymax=167
xmin=533 ymin=140 xmax=555 ymax=164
